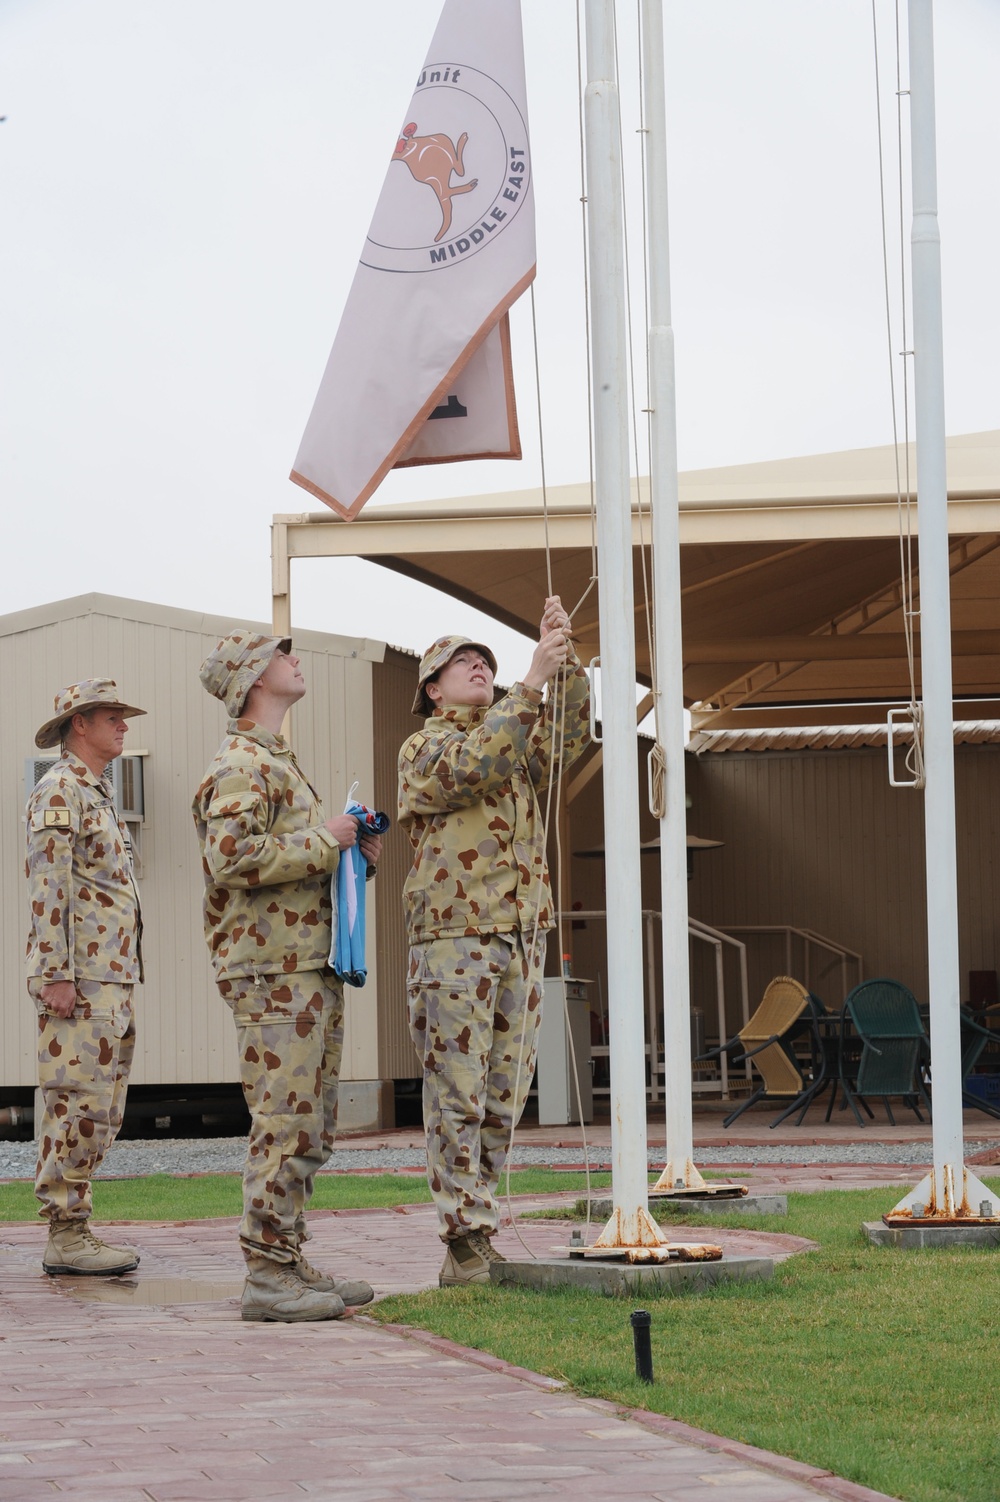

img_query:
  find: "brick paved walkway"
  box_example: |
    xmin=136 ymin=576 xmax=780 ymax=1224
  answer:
xmin=0 ymin=1185 xmax=901 ymax=1502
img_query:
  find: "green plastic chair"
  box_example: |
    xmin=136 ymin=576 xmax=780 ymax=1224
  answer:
xmin=832 ymin=979 xmax=930 ymax=1127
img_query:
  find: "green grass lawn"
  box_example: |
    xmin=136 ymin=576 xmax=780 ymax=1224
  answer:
xmin=0 ymin=1168 xmax=610 ymax=1222
xmin=4 ymin=1169 xmax=997 ymax=1501
xmin=368 ymin=1183 xmax=1000 ymax=1502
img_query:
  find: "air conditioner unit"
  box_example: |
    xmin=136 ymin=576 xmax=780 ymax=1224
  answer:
xmin=106 ymin=757 xmax=145 ymax=820
xmin=24 ymin=754 xmax=145 ymax=820
xmin=25 ymin=755 xmax=57 ymax=792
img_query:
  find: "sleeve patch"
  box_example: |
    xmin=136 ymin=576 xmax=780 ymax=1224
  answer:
xmin=401 ymin=733 xmax=428 ymax=764
xmin=41 ymin=809 xmax=73 ymax=830
xmin=216 ymin=773 xmax=255 ymax=797
xmin=207 ymin=790 xmax=259 ymax=819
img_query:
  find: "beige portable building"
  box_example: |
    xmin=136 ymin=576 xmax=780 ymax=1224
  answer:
xmin=0 ymin=593 xmax=418 ymax=1129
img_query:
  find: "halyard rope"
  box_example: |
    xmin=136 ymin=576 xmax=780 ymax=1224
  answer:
xmin=872 ymin=0 xmax=924 ymax=783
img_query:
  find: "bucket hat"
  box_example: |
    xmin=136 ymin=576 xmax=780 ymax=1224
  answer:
xmin=199 ymin=630 xmax=292 ymax=719
xmin=412 ymin=635 xmax=497 ymax=716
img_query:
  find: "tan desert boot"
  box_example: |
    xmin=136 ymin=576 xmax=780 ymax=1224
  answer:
xmin=439 ymin=1229 xmax=507 ymax=1287
xmin=43 ymin=1220 xmax=140 ymax=1276
xmin=292 ymin=1253 xmax=374 ymax=1306
xmin=241 ymin=1254 xmax=346 ymax=1322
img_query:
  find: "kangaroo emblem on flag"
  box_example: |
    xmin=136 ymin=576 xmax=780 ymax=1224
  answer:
xmin=393 ymin=122 xmax=479 ymax=243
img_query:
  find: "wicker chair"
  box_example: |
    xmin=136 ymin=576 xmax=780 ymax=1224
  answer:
xmin=698 ymin=975 xmax=823 ymax=1129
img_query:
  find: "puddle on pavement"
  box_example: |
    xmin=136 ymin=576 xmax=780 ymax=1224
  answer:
xmin=58 ymin=1276 xmax=243 ymax=1306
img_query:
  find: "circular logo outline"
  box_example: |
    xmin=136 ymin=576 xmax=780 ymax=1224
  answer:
xmin=361 ymin=63 xmax=530 ymax=275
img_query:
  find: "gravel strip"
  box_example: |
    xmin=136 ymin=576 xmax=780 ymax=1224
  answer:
xmin=3 ymin=1135 xmax=994 ymax=1181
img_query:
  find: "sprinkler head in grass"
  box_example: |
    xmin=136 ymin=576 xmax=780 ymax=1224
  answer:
xmin=630 ymin=1308 xmax=654 ymax=1384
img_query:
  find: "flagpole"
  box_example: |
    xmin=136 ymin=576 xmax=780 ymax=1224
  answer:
xmin=634 ymin=0 xmax=705 ymax=1194
xmin=889 ymin=0 xmax=998 ymax=1222
xmin=583 ymin=0 xmax=664 ymax=1248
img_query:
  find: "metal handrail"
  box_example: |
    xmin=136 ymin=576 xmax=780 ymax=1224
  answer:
xmin=554 ymin=909 xmax=750 ymax=1102
xmin=716 ymin=924 xmax=863 ymax=1006
xmin=687 ymin=917 xmax=751 ymax=1097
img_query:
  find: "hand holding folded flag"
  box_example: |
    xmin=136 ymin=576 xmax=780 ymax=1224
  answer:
xmin=330 ymin=798 xmax=391 ymax=989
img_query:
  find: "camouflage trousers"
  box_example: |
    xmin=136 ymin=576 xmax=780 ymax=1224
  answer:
xmin=407 ymin=931 xmax=544 ymax=1241
xmin=219 ymin=968 xmax=343 ymax=1264
xmin=31 ymin=980 xmax=135 ymax=1223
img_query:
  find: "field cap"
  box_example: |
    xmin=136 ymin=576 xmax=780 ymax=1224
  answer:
xmin=412 ymin=634 xmax=497 ymax=716
xmin=35 ymin=679 xmax=146 ymax=750
xmin=199 ymin=630 xmax=292 ymax=719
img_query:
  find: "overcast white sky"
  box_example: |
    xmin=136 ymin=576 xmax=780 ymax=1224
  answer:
xmin=2 ymin=0 xmax=998 ymax=682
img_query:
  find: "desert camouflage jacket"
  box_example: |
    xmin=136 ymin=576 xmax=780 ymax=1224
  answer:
xmin=398 ymin=661 xmax=591 ymax=942
xmin=192 ymin=720 xmax=342 ymax=980
xmin=25 ymin=754 xmax=143 ymax=986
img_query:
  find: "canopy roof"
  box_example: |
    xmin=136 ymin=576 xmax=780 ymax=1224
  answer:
xmin=273 ymin=429 xmax=1000 ymax=728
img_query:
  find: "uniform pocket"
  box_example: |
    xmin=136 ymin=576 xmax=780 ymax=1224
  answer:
xmin=222 ymin=975 xmax=323 ymax=1032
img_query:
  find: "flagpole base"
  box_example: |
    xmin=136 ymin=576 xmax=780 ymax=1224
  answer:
xmin=650 ymin=1159 xmax=748 ymax=1198
xmin=592 ymin=1204 xmax=669 ymax=1252
xmin=552 ymin=1238 xmax=723 ymax=1264
xmin=885 ymin=1164 xmax=1000 ymax=1225
xmin=570 ymin=1204 xmax=721 ymax=1262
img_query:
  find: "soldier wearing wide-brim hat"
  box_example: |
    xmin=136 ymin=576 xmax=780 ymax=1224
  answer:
xmin=192 ymin=629 xmax=382 ymax=1323
xmin=398 ymin=599 xmax=592 ymax=1287
xmin=33 ymin=677 xmax=146 ymax=750
xmin=25 ymin=678 xmax=147 ymax=1277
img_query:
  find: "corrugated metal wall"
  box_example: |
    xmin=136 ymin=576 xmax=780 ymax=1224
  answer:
xmin=372 ymin=647 xmax=421 ymax=1079
xmin=0 ymin=596 xmax=384 ymax=1089
xmin=685 ymin=742 xmax=1000 ymax=1040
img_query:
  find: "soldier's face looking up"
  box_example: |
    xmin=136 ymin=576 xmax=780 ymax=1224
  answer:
xmin=68 ymin=707 xmax=129 ymax=769
xmin=256 ymin=647 xmax=306 ymax=704
xmin=426 ymin=648 xmax=494 ymax=709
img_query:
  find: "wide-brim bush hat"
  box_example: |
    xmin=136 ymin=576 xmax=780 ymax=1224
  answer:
xmin=35 ymin=679 xmax=147 ymax=750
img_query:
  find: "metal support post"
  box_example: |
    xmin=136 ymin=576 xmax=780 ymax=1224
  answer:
xmin=890 ymin=0 xmax=998 ymax=1222
xmin=584 ymin=0 xmax=664 ymax=1250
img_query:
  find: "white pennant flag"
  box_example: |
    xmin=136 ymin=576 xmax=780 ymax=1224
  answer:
xmin=290 ymin=0 xmax=535 ymax=521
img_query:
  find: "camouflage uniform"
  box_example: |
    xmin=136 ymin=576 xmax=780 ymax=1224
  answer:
xmin=399 ymin=637 xmax=590 ymax=1241
xmin=193 ymin=632 xmax=348 ymax=1265
xmin=26 ymin=683 xmax=145 ymax=1225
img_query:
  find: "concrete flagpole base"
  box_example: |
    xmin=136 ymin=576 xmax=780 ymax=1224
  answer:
xmin=490 ymin=1255 xmax=774 ymax=1296
xmin=592 ymin=1192 xmax=788 ymax=1219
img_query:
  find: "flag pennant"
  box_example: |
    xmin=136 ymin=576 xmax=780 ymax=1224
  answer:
xmin=290 ymin=0 xmax=535 ymax=521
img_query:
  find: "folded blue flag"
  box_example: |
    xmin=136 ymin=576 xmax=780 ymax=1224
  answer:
xmin=329 ymin=798 xmax=390 ymax=987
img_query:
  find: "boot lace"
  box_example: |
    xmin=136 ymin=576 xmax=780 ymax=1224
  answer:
xmin=467 ymin=1230 xmax=506 ymax=1263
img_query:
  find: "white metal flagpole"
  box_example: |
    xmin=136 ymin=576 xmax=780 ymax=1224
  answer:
xmin=889 ymin=0 xmax=999 ymax=1222
xmin=583 ymin=0 xmax=665 ymax=1249
xmin=637 ymin=0 xmax=706 ymax=1196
